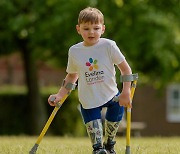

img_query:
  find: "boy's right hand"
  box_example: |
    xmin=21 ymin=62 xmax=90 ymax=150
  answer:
xmin=119 ymin=90 xmax=132 ymax=108
xmin=48 ymin=94 xmax=62 ymax=106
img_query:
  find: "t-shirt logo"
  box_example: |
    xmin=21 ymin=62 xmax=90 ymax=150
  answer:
xmin=85 ymin=58 xmax=104 ymax=85
xmin=86 ymin=58 xmax=99 ymax=71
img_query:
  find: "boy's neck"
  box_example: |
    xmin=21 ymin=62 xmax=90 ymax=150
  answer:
xmin=83 ymin=39 xmax=100 ymax=47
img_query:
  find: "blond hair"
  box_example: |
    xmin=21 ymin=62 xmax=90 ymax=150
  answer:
xmin=78 ymin=7 xmax=104 ymax=25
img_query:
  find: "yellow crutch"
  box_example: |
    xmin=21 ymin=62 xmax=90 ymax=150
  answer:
xmin=125 ymin=77 xmax=138 ymax=154
xmin=29 ymin=83 xmax=76 ymax=154
xmin=113 ymin=73 xmax=138 ymax=154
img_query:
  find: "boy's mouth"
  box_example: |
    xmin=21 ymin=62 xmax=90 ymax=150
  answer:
xmin=88 ymin=37 xmax=94 ymax=39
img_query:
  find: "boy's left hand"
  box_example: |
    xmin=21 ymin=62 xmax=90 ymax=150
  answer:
xmin=119 ymin=90 xmax=132 ymax=108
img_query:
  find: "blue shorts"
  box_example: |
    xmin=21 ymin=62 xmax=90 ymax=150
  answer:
xmin=80 ymin=93 xmax=124 ymax=124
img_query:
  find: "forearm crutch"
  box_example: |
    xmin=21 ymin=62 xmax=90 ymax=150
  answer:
xmin=113 ymin=73 xmax=138 ymax=154
xmin=120 ymin=73 xmax=138 ymax=154
xmin=29 ymin=83 xmax=76 ymax=154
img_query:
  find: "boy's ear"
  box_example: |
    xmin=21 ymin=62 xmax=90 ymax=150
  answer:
xmin=76 ymin=25 xmax=81 ymax=34
xmin=101 ymin=25 xmax=105 ymax=34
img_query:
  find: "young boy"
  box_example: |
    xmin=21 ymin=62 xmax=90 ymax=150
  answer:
xmin=48 ymin=7 xmax=132 ymax=154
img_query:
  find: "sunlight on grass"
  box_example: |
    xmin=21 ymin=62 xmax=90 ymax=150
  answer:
xmin=0 ymin=85 xmax=27 ymax=94
xmin=0 ymin=136 xmax=180 ymax=154
xmin=0 ymin=85 xmax=59 ymax=95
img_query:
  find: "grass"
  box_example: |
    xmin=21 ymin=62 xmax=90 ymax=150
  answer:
xmin=0 ymin=136 xmax=180 ymax=154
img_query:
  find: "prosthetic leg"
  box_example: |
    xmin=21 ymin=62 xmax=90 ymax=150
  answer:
xmin=85 ymin=119 xmax=107 ymax=154
xmin=104 ymin=120 xmax=120 ymax=154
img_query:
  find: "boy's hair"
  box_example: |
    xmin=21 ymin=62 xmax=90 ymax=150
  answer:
xmin=78 ymin=7 xmax=104 ymax=25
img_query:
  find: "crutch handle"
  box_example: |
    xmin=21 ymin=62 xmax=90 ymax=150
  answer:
xmin=50 ymin=96 xmax=56 ymax=102
xmin=113 ymin=96 xmax=119 ymax=102
xmin=49 ymin=96 xmax=62 ymax=108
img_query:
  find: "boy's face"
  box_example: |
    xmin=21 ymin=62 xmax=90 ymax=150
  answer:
xmin=76 ymin=22 xmax=105 ymax=46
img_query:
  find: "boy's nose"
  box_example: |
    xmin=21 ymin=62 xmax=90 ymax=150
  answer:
xmin=89 ymin=29 xmax=94 ymax=34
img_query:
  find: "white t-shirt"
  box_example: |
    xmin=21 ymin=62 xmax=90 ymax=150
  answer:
xmin=66 ymin=38 xmax=125 ymax=109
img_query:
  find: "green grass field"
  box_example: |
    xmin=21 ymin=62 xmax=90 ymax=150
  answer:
xmin=0 ymin=136 xmax=180 ymax=154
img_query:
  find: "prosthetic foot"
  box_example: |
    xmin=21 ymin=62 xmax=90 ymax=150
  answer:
xmin=93 ymin=143 xmax=108 ymax=154
xmin=93 ymin=148 xmax=108 ymax=154
xmin=103 ymin=141 xmax=116 ymax=154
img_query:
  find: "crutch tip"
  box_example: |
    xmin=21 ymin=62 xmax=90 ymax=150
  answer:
xmin=29 ymin=144 xmax=38 ymax=154
xmin=125 ymin=146 xmax=131 ymax=154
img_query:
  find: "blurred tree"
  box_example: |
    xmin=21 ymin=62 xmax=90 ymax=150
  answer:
xmin=0 ymin=0 xmax=179 ymax=134
xmin=0 ymin=0 xmax=47 ymax=134
xmin=0 ymin=0 xmax=88 ymax=134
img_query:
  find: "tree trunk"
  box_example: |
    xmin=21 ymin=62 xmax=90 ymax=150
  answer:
xmin=19 ymin=38 xmax=47 ymax=134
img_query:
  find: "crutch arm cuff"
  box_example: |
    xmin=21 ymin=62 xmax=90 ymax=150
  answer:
xmin=61 ymin=80 xmax=76 ymax=91
xmin=120 ymin=73 xmax=138 ymax=82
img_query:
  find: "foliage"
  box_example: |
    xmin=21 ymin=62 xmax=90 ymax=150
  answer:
xmin=0 ymin=0 xmax=87 ymax=65
xmin=0 ymin=91 xmax=85 ymax=136
xmin=97 ymin=0 xmax=180 ymax=87
xmin=0 ymin=0 xmax=179 ymax=86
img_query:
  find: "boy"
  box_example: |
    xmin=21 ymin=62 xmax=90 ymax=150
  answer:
xmin=48 ymin=7 xmax=132 ymax=154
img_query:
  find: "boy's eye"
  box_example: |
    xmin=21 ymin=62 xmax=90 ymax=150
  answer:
xmin=94 ymin=27 xmax=100 ymax=30
xmin=83 ymin=28 xmax=89 ymax=30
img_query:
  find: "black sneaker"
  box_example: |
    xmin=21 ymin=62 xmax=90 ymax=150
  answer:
xmin=103 ymin=141 xmax=116 ymax=154
xmin=93 ymin=148 xmax=108 ymax=154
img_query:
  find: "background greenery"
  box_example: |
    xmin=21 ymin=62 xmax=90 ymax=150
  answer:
xmin=0 ymin=0 xmax=179 ymax=135
xmin=0 ymin=90 xmax=86 ymax=136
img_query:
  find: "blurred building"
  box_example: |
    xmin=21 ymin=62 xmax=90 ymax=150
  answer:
xmin=0 ymin=52 xmax=66 ymax=86
xmin=133 ymin=84 xmax=180 ymax=136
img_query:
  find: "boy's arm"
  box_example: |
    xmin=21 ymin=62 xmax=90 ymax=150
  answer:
xmin=117 ymin=60 xmax=132 ymax=107
xmin=48 ymin=73 xmax=78 ymax=106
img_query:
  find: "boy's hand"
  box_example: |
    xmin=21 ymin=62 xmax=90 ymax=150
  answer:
xmin=48 ymin=94 xmax=62 ymax=106
xmin=119 ymin=90 xmax=132 ymax=108
xmin=48 ymin=87 xmax=69 ymax=106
